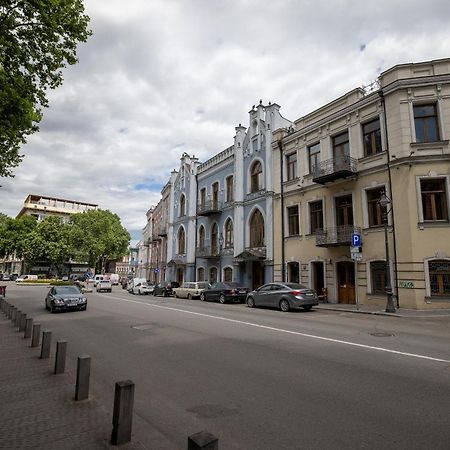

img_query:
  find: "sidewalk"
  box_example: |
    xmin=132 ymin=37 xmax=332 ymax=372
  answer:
xmin=316 ymin=302 xmax=450 ymax=317
xmin=0 ymin=304 xmax=145 ymax=449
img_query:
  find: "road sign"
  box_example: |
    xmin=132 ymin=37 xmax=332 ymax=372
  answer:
xmin=350 ymin=246 xmax=361 ymax=253
xmin=351 ymin=233 xmax=362 ymax=247
xmin=154 ymin=268 xmax=160 ymax=273
xmin=351 ymin=253 xmax=362 ymax=261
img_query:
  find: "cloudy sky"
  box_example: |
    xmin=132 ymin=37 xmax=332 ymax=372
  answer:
xmin=2 ymin=0 xmax=450 ymax=241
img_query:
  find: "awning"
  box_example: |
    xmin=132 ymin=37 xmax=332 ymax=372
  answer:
xmin=234 ymin=248 xmax=266 ymax=261
xmin=167 ymin=259 xmax=186 ymax=267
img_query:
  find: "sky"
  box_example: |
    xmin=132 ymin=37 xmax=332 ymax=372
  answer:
xmin=1 ymin=0 xmax=450 ymax=241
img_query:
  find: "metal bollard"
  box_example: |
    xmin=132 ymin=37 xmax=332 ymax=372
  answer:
xmin=14 ymin=310 xmax=22 ymax=328
xmin=40 ymin=330 xmax=51 ymax=357
xmin=11 ymin=307 xmax=17 ymax=323
xmin=188 ymin=431 xmax=219 ymax=450
xmin=19 ymin=313 xmax=27 ymax=332
xmin=24 ymin=318 xmax=33 ymax=339
xmin=54 ymin=340 xmax=67 ymax=374
xmin=75 ymin=355 xmax=91 ymax=401
xmin=31 ymin=324 xmax=41 ymax=347
xmin=111 ymin=380 xmax=135 ymax=445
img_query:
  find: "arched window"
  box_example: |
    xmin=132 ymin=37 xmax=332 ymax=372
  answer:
xmin=180 ymin=194 xmax=186 ymax=217
xmin=249 ymin=209 xmax=264 ymax=247
xmin=225 ymin=218 xmax=234 ymax=248
xmin=429 ymin=260 xmax=450 ymax=296
xmin=198 ymin=226 xmax=205 ymax=249
xmin=210 ymin=267 xmax=218 ymax=284
xmin=178 ymin=227 xmax=185 ymax=254
xmin=197 ymin=267 xmax=205 ymax=281
xmin=223 ymin=267 xmax=233 ymax=282
xmin=250 ymin=161 xmax=263 ymax=193
xmin=211 ymin=223 xmax=218 ymax=255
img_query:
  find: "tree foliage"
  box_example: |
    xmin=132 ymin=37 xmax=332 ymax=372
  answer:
xmin=0 ymin=213 xmax=37 ymax=259
xmin=0 ymin=0 xmax=92 ymax=177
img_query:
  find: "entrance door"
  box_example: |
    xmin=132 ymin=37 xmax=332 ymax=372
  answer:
xmin=337 ymin=261 xmax=355 ymax=304
xmin=312 ymin=262 xmax=325 ymax=296
xmin=176 ymin=267 xmax=184 ymax=285
xmin=252 ymin=261 xmax=264 ymax=290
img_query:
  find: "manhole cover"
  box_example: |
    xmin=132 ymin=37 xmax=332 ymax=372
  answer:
xmin=370 ymin=332 xmax=394 ymax=337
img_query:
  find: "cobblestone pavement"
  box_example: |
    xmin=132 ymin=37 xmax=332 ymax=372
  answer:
xmin=0 ymin=302 xmax=145 ymax=450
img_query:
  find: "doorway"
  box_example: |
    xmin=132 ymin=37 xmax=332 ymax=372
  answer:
xmin=311 ymin=261 xmax=325 ymax=296
xmin=336 ymin=261 xmax=355 ymax=304
xmin=176 ymin=267 xmax=184 ymax=285
xmin=252 ymin=261 xmax=264 ymax=290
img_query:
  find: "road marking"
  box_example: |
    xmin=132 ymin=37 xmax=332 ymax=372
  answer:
xmin=105 ymin=295 xmax=450 ymax=364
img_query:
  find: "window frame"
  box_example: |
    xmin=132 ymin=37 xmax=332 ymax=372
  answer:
xmin=286 ymin=152 xmax=297 ymax=181
xmin=250 ymin=160 xmax=263 ymax=193
xmin=226 ymin=176 xmax=234 ymax=203
xmin=362 ymin=118 xmax=382 ymax=157
xmin=308 ymin=142 xmax=321 ymax=174
xmin=419 ymin=177 xmax=449 ymax=222
xmin=309 ymin=199 xmax=324 ymax=234
xmin=286 ymin=204 xmax=300 ymax=236
xmin=425 ymin=258 xmax=450 ymax=297
xmin=413 ymin=103 xmax=440 ymax=143
xmin=249 ymin=208 xmax=265 ymax=247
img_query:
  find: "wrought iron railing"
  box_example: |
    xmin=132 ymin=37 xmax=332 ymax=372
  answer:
xmin=197 ymin=199 xmax=222 ymax=215
xmin=311 ymin=155 xmax=357 ymax=180
xmin=316 ymin=225 xmax=361 ymax=246
xmin=195 ymin=246 xmax=220 ymax=258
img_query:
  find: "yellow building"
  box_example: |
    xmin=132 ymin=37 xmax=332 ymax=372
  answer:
xmin=272 ymin=58 xmax=450 ymax=310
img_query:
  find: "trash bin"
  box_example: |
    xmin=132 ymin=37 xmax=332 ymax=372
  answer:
xmin=0 ymin=285 xmax=6 ymax=297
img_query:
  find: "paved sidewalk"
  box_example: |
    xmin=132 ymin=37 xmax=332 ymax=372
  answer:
xmin=0 ymin=304 xmax=145 ymax=450
xmin=316 ymin=302 xmax=450 ymax=317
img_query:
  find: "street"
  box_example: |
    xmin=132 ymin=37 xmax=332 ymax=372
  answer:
xmin=4 ymin=283 xmax=450 ymax=450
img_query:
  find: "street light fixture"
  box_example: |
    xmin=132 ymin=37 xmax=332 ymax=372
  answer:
xmin=379 ymin=191 xmax=396 ymax=313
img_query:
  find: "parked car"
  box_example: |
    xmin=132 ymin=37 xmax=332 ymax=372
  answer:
xmin=45 ymin=285 xmax=87 ymax=313
xmin=246 ymin=282 xmax=319 ymax=312
xmin=153 ymin=281 xmax=180 ymax=297
xmin=16 ymin=274 xmax=38 ymax=282
xmin=127 ymin=277 xmax=146 ymax=293
xmin=132 ymin=281 xmax=154 ymax=295
xmin=2 ymin=274 xmax=10 ymax=281
xmin=200 ymin=282 xmax=249 ymax=304
xmin=93 ymin=275 xmax=104 ymax=287
xmin=109 ymin=273 xmax=120 ymax=285
xmin=10 ymin=273 xmax=19 ymax=281
xmin=173 ymin=282 xmax=211 ymax=299
xmin=96 ymin=279 xmax=112 ymax=293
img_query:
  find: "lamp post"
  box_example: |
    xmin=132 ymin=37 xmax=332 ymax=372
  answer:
xmin=218 ymin=234 xmax=224 ymax=282
xmin=379 ymin=192 xmax=396 ymax=313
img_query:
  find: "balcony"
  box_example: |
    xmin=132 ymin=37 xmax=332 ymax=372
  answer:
xmin=315 ymin=225 xmax=361 ymax=247
xmin=157 ymin=225 xmax=167 ymax=237
xmin=195 ymin=246 xmax=220 ymax=258
xmin=197 ymin=200 xmax=222 ymax=216
xmin=234 ymin=246 xmax=267 ymax=261
xmin=312 ymin=155 xmax=357 ymax=184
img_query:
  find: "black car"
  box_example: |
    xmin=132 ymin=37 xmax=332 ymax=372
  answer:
xmin=45 ymin=285 xmax=87 ymax=313
xmin=153 ymin=281 xmax=180 ymax=297
xmin=200 ymin=282 xmax=249 ymax=304
xmin=246 ymin=282 xmax=318 ymax=312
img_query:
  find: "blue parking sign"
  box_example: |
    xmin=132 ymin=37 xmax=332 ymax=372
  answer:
xmin=351 ymin=233 xmax=361 ymax=247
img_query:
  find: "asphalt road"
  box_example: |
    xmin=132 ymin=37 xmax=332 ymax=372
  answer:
xmin=5 ymin=283 xmax=450 ymax=450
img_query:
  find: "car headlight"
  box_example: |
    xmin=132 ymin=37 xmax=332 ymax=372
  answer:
xmin=54 ymin=298 xmax=64 ymax=305
xmin=79 ymin=297 xmax=87 ymax=303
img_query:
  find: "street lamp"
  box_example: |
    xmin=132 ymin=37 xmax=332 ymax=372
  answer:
xmin=218 ymin=233 xmax=224 ymax=282
xmin=379 ymin=191 xmax=396 ymax=313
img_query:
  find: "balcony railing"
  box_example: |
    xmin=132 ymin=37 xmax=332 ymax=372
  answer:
xmin=197 ymin=199 xmax=222 ymax=216
xmin=315 ymin=225 xmax=361 ymax=247
xmin=312 ymin=155 xmax=357 ymax=184
xmin=157 ymin=225 xmax=167 ymax=237
xmin=195 ymin=246 xmax=220 ymax=258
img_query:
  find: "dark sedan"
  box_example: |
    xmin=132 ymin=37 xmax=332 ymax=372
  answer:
xmin=45 ymin=285 xmax=87 ymax=313
xmin=246 ymin=282 xmax=318 ymax=312
xmin=153 ymin=281 xmax=180 ymax=297
xmin=200 ymin=282 xmax=249 ymax=304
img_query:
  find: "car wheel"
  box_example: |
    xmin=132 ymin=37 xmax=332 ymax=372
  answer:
xmin=279 ymin=299 xmax=290 ymax=312
xmin=50 ymin=303 xmax=56 ymax=314
xmin=174 ymin=292 xmax=178 ymax=298
xmin=200 ymin=292 xmax=206 ymax=301
xmin=187 ymin=294 xmax=192 ymax=300
xmin=247 ymin=296 xmax=255 ymax=308
xmin=302 ymin=305 xmax=312 ymax=311
xmin=108 ymin=289 xmax=112 ymax=293
xmin=219 ymin=294 xmax=226 ymax=304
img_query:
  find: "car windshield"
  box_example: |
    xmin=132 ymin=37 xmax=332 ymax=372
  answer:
xmin=54 ymin=286 xmax=81 ymax=295
xmin=285 ymin=283 xmax=308 ymax=289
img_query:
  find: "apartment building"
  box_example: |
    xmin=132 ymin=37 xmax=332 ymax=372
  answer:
xmin=272 ymin=58 xmax=450 ymax=309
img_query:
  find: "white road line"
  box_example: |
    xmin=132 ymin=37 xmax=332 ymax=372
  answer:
xmin=104 ymin=295 xmax=450 ymax=364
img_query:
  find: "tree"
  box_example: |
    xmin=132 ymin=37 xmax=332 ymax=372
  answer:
xmin=0 ymin=1 xmax=92 ymax=177
xmin=0 ymin=214 xmax=37 ymax=259
xmin=25 ymin=216 xmax=72 ymax=275
xmin=69 ymin=210 xmax=130 ymax=273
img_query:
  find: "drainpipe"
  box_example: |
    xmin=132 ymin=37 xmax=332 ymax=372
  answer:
xmin=194 ymin=174 xmax=198 ymax=281
xmin=278 ymin=137 xmax=286 ymax=282
xmin=378 ymin=90 xmax=400 ymax=308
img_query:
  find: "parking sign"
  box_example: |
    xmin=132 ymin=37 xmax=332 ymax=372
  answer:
xmin=351 ymin=233 xmax=361 ymax=247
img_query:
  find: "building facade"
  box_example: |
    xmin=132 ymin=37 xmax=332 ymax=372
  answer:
xmin=272 ymin=58 xmax=450 ymax=309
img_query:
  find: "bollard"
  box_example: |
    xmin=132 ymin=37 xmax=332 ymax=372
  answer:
xmin=75 ymin=355 xmax=91 ymax=401
xmin=111 ymin=380 xmax=135 ymax=445
xmin=19 ymin=313 xmax=27 ymax=332
xmin=11 ymin=307 xmax=17 ymax=323
xmin=40 ymin=330 xmax=51 ymax=357
xmin=31 ymin=324 xmax=41 ymax=347
xmin=54 ymin=340 xmax=67 ymax=374
xmin=14 ymin=310 xmax=22 ymax=328
xmin=188 ymin=431 xmax=219 ymax=450
xmin=6 ymin=304 xmax=11 ymax=318
xmin=24 ymin=318 xmax=33 ymax=339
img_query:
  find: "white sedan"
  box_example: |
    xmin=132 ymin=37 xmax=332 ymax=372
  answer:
xmin=132 ymin=282 xmax=154 ymax=295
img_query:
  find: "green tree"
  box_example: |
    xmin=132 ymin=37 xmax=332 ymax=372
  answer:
xmin=0 ymin=1 xmax=92 ymax=177
xmin=25 ymin=215 xmax=72 ymax=275
xmin=0 ymin=214 xmax=37 ymax=259
xmin=70 ymin=210 xmax=130 ymax=273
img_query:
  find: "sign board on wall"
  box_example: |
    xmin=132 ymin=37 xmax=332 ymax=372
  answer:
xmin=399 ymin=281 xmax=414 ymax=289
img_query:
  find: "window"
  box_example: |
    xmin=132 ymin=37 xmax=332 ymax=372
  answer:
xmin=287 ymin=205 xmax=299 ymax=236
xmin=226 ymin=176 xmax=234 ymax=202
xmin=309 ymin=200 xmax=323 ymax=234
xmin=211 ymin=223 xmax=219 ymax=255
xmin=286 ymin=153 xmax=297 ymax=181
xmin=178 ymin=227 xmax=185 ymax=254
xmin=212 ymin=182 xmax=219 ymax=209
xmin=308 ymin=143 xmax=320 ymax=174
xmin=370 ymin=261 xmax=387 ymax=294
xmin=180 ymin=194 xmax=186 ymax=217
xmin=287 ymin=262 xmax=300 ymax=283
xmin=250 ymin=161 xmax=263 ymax=193
xmin=249 ymin=209 xmax=265 ymax=247
xmin=333 ymin=131 xmax=350 ymax=160
xmin=363 ymin=119 xmax=382 ymax=156
xmin=197 ymin=267 xmax=205 ymax=281
xmin=367 ymin=187 xmax=386 ymax=227
xmin=198 ymin=226 xmax=205 ymax=249
xmin=335 ymin=195 xmax=353 ymax=226
xmin=224 ymin=267 xmax=233 ymax=282
xmin=414 ymin=104 xmax=439 ymax=143
xmin=224 ymin=218 xmax=234 ymax=248
xmin=210 ymin=267 xmax=218 ymax=284
xmin=200 ymin=188 xmax=206 ymax=209
xmin=421 ymin=179 xmax=448 ymax=221
xmin=429 ymin=260 xmax=450 ymax=296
